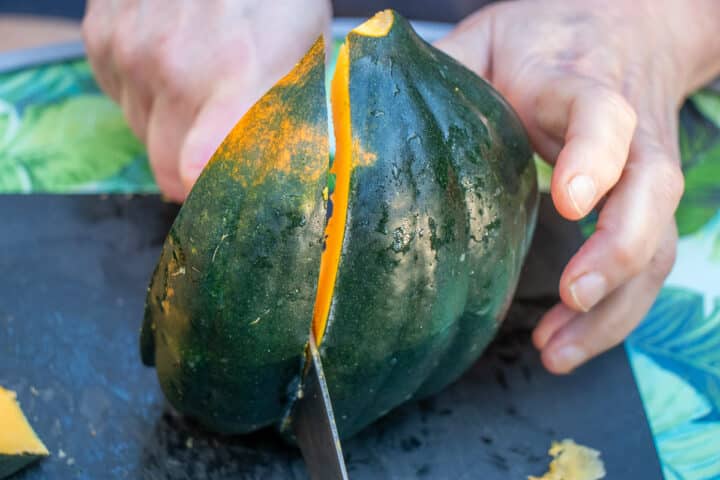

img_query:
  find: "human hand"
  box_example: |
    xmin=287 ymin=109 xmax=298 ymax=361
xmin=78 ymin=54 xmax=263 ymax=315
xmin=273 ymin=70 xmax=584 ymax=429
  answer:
xmin=83 ymin=0 xmax=331 ymax=201
xmin=437 ymin=0 xmax=720 ymax=373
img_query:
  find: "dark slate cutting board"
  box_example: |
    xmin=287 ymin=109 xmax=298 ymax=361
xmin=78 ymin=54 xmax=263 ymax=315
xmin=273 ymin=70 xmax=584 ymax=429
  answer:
xmin=0 ymin=194 xmax=662 ymax=480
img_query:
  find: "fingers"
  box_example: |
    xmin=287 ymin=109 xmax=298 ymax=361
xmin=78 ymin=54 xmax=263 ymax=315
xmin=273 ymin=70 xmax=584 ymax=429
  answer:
xmin=537 ymin=223 xmax=678 ymax=374
xmin=82 ymin=0 xmax=123 ymax=100
xmin=532 ymin=302 xmax=575 ymax=350
xmin=111 ymin=6 xmax=155 ymax=142
xmin=145 ymin=92 xmax=198 ymax=202
xmin=528 ymin=61 xmax=682 ymax=374
xmin=535 ymin=77 xmax=681 ymax=315
xmin=433 ymin=6 xmax=496 ymax=79
xmin=118 ymin=86 xmax=152 ymax=143
xmin=536 ymin=80 xmax=637 ymax=220
xmin=559 ymin=134 xmax=684 ymax=312
xmin=84 ymin=0 xmax=153 ymax=140
xmin=83 ymin=0 xmax=328 ymax=201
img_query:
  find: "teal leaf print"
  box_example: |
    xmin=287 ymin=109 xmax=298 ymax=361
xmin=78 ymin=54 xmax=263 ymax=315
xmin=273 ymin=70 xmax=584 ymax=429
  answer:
xmin=0 ymin=59 xmax=156 ymax=193
xmin=630 ymin=353 xmax=720 ymax=479
xmin=692 ymin=91 xmax=720 ymax=129
xmin=677 ymin=94 xmax=720 ymax=236
xmin=660 ymin=422 xmax=720 ymax=480
xmin=0 ymin=60 xmax=100 ymax=115
xmin=0 ymin=95 xmax=149 ymax=192
xmin=0 ymin=98 xmax=20 ymax=148
xmin=629 ymin=288 xmax=720 ymax=416
xmin=628 ymin=287 xmax=720 ymax=479
xmin=78 ymin=155 xmax=157 ymax=193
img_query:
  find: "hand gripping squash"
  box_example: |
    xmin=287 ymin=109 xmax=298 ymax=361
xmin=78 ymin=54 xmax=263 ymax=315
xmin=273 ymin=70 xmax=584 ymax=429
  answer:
xmin=141 ymin=10 xmax=538 ymax=439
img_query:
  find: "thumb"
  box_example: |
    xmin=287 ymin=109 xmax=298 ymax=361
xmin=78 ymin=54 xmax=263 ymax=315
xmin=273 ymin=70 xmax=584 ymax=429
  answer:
xmin=433 ymin=7 xmax=495 ymax=79
xmin=179 ymin=84 xmax=264 ymax=194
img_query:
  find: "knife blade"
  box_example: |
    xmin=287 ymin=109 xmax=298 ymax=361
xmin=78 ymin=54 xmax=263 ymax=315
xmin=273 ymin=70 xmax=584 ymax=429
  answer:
xmin=292 ymin=336 xmax=349 ymax=480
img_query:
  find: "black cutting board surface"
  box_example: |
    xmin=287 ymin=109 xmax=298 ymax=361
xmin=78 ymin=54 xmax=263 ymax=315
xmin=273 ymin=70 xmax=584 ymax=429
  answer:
xmin=0 ymin=194 xmax=662 ymax=479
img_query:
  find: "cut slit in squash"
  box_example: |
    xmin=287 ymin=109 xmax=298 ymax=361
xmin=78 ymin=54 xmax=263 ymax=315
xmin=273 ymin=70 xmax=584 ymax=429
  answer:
xmin=0 ymin=387 xmax=49 ymax=479
xmin=310 ymin=42 xmax=350 ymax=346
xmin=311 ymin=11 xmax=395 ymax=346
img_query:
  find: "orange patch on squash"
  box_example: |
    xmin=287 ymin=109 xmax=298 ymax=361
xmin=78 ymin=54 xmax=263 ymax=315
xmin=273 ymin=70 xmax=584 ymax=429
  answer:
xmin=222 ymin=112 xmax=328 ymax=188
xmin=206 ymin=40 xmax=328 ymax=189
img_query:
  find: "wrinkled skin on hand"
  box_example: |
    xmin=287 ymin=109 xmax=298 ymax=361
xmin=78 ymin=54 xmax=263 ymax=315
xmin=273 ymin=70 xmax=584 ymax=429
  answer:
xmin=83 ymin=0 xmax=331 ymax=201
xmin=437 ymin=0 xmax=720 ymax=373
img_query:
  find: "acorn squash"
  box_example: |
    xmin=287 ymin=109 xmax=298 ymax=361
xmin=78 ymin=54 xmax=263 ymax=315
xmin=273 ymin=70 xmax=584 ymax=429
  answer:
xmin=0 ymin=387 xmax=49 ymax=478
xmin=142 ymin=10 xmax=538 ymax=439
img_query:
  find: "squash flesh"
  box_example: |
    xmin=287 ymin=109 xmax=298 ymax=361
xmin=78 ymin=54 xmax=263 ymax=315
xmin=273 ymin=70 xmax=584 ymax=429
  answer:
xmin=0 ymin=386 xmax=48 ymax=479
xmin=352 ymin=10 xmax=394 ymax=37
xmin=311 ymin=42 xmax=351 ymax=346
xmin=529 ymin=439 xmax=606 ymax=480
xmin=0 ymin=387 xmax=47 ymax=456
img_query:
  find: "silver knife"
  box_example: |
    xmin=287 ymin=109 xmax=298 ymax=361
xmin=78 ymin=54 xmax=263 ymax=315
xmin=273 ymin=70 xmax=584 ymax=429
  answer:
xmin=291 ymin=336 xmax=349 ymax=480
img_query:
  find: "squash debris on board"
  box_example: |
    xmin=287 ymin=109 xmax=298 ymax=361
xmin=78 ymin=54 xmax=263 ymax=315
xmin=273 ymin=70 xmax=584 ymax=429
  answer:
xmin=529 ymin=439 xmax=606 ymax=480
xmin=141 ymin=9 xmax=539 ymax=439
xmin=0 ymin=386 xmax=49 ymax=479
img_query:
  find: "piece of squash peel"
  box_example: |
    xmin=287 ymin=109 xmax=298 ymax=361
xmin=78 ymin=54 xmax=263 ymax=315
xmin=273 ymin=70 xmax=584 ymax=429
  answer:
xmin=0 ymin=386 xmax=49 ymax=479
xmin=529 ymin=439 xmax=605 ymax=480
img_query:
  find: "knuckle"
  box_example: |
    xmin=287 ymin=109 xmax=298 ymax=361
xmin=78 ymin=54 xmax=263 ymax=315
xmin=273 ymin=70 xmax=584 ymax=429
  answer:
xmin=609 ymin=232 xmax=648 ymax=275
xmin=636 ymin=118 xmax=676 ymax=152
xmin=111 ymin=26 xmax=139 ymax=74
xmin=150 ymin=37 xmax=187 ymax=94
xmin=649 ymin=234 xmax=678 ymax=281
xmin=605 ymin=90 xmax=637 ymax=129
xmin=651 ymin=244 xmax=677 ymax=281
xmin=81 ymin=15 xmax=104 ymax=59
xmin=594 ymin=302 xmax=645 ymax=349
xmin=589 ymin=85 xmax=637 ymax=130
xmin=123 ymin=98 xmax=148 ymax=143
xmin=655 ymin=160 xmax=685 ymax=206
xmin=597 ymin=321 xmax=627 ymax=350
xmin=603 ymin=138 xmax=630 ymax=176
xmin=580 ymin=319 xmax=625 ymax=358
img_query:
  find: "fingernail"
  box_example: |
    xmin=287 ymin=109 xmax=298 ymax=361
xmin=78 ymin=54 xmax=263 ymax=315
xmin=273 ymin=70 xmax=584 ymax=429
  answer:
xmin=567 ymin=175 xmax=596 ymax=215
xmin=550 ymin=345 xmax=587 ymax=372
xmin=569 ymin=272 xmax=607 ymax=312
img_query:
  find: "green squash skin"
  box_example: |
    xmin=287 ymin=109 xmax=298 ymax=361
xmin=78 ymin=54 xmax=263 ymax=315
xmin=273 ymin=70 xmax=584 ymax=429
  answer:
xmin=0 ymin=454 xmax=44 ymax=479
xmin=319 ymin=12 xmax=539 ymax=438
xmin=142 ymin=13 xmax=537 ymax=441
xmin=141 ymin=39 xmax=328 ymax=434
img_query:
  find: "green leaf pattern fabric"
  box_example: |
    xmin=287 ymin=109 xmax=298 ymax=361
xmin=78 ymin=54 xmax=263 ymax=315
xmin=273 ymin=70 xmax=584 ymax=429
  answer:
xmin=0 ymin=60 xmax=155 ymax=193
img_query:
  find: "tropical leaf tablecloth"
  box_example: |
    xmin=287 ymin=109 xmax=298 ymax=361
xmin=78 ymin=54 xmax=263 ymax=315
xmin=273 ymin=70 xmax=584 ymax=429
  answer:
xmin=1 ymin=53 xmax=720 ymax=479
xmin=0 ymin=60 xmax=155 ymax=193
